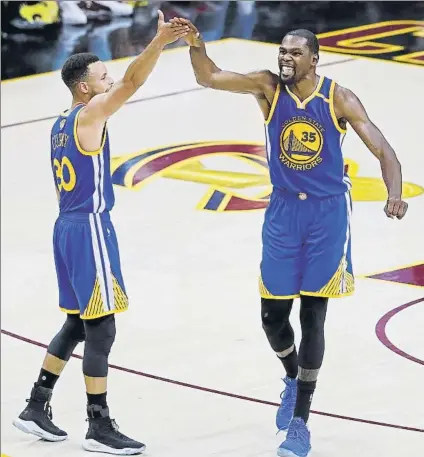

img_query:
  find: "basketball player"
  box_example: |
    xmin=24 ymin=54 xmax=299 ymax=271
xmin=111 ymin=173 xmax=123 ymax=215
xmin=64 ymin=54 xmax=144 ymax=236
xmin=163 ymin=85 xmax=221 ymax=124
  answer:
xmin=172 ymin=19 xmax=408 ymax=457
xmin=12 ymin=12 xmax=189 ymax=455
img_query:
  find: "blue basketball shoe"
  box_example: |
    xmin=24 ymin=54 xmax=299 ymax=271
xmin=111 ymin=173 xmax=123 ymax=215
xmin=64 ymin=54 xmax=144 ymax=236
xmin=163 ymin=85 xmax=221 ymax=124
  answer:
xmin=276 ymin=376 xmax=297 ymax=431
xmin=277 ymin=417 xmax=311 ymax=457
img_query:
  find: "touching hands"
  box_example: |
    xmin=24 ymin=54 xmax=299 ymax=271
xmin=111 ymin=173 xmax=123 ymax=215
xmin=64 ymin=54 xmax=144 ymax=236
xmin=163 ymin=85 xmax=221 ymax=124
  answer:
xmin=169 ymin=16 xmax=202 ymax=47
xmin=156 ymin=10 xmax=190 ymax=45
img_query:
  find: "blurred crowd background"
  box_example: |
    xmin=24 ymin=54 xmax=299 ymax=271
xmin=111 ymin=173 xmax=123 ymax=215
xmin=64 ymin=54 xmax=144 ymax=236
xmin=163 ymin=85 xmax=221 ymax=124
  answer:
xmin=1 ymin=1 xmax=423 ymax=80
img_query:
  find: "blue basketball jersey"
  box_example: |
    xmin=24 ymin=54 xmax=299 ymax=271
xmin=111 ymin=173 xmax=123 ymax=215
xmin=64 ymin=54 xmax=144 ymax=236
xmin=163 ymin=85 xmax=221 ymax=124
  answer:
xmin=50 ymin=103 xmax=115 ymax=213
xmin=264 ymin=76 xmax=351 ymax=198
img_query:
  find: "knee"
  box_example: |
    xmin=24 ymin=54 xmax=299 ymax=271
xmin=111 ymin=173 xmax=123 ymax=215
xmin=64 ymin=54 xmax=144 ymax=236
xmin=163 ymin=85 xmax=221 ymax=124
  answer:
xmin=83 ymin=315 xmax=116 ymax=378
xmin=261 ymin=298 xmax=292 ymax=328
xmin=61 ymin=314 xmax=85 ymax=341
xmin=261 ymin=298 xmax=294 ymax=352
xmin=84 ymin=314 xmax=116 ymax=356
xmin=47 ymin=314 xmax=85 ymax=361
xmin=300 ymin=296 xmax=328 ymax=333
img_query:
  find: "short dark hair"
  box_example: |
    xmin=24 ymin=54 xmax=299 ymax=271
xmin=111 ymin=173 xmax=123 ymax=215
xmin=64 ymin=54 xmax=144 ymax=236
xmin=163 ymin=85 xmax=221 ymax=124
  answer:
xmin=61 ymin=53 xmax=100 ymax=93
xmin=285 ymin=29 xmax=319 ymax=55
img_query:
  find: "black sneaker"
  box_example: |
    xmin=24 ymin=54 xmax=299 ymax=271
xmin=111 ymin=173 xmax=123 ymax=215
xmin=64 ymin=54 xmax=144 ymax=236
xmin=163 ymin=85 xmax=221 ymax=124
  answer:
xmin=12 ymin=383 xmax=68 ymax=442
xmin=83 ymin=405 xmax=146 ymax=455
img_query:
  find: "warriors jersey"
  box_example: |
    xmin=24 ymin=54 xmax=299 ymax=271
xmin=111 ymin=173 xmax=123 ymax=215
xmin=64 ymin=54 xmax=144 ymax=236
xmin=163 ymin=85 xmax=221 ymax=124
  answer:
xmin=264 ymin=75 xmax=351 ymax=198
xmin=50 ymin=103 xmax=115 ymax=213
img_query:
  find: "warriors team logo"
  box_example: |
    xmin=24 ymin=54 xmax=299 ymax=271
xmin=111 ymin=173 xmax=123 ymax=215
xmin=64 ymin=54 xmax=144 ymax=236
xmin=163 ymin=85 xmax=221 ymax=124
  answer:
xmin=111 ymin=141 xmax=423 ymax=212
xmin=280 ymin=118 xmax=324 ymax=171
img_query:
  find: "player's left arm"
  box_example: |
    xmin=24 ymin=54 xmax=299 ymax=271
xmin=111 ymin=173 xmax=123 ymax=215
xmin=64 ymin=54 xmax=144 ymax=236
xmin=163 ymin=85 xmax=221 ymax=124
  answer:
xmin=334 ymin=85 xmax=408 ymax=219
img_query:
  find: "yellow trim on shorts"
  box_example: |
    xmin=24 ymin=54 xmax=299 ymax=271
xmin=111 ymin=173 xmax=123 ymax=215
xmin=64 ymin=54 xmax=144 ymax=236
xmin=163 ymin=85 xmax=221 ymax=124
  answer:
xmin=300 ymin=290 xmax=355 ymax=298
xmin=259 ymin=275 xmax=300 ymax=299
xmin=80 ymin=307 xmax=128 ymax=320
xmin=60 ymin=307 xmax=80 ymax=314
xmin=260 ymin=292 xmax=300 ymax=299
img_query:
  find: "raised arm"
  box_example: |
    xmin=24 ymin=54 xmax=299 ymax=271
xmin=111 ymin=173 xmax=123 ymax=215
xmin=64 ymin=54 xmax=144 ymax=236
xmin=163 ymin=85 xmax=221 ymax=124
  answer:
xmin=334 ymin=85 xmax=408 ymax=219
xmin=170 ymin=17 xmax=277 ymax=119
xmin=189 ymin=40 xmax=273 ymax=95
xmin=80 ymin=11 xmax=189 ymax=124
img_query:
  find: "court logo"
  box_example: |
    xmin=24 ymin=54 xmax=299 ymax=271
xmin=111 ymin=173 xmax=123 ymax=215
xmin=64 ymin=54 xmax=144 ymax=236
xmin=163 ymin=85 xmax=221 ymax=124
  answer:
xmin=111 ymin=141 xmax=424 ymax=212
xmin=317 ymin=20 xmax=424 ymax=66
xmin=280 ymin=118 xmax=324 ymax=170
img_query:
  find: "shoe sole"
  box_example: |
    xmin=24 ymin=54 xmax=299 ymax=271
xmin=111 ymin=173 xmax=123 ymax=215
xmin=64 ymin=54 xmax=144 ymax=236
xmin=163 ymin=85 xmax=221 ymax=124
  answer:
xmin=12 ymin=418 xmax=68 ymax=442
xmin=83 ymin=439 xmax=146 ymax=455
xmin=277 ymin=447 xmax=311 ymax=457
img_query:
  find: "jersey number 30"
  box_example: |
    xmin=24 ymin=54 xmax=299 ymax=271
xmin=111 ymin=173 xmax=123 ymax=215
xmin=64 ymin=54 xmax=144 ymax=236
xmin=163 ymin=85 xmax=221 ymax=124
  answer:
xmin=53 ymin=156 xmax=76 ymax=192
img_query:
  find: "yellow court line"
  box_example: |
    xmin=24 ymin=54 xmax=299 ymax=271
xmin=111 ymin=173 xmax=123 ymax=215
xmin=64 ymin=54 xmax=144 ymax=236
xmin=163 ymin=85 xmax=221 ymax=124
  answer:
xmin=316 ymin=20 xmax=424 ymax=38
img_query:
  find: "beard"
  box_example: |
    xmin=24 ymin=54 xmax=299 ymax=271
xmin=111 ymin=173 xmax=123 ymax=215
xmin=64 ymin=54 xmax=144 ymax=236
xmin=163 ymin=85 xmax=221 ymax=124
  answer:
xmin=279 ymin=66 xmax=296 ymax=86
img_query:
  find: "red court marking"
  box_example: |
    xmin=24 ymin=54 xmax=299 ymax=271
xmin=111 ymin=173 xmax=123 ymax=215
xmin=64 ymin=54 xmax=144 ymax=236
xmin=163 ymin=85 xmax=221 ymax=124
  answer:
xmin=1 ymin=328 xmax=423 ymax=434
xmin=368 ymin=264 xmax=424 ymax=287
xmin=375 ymin=297 xmax=424 ymax=366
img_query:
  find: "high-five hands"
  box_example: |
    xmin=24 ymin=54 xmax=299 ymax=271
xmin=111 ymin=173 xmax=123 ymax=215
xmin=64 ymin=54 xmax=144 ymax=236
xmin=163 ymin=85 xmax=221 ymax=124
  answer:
xmin=169 ymin=16 xmax=202 ymax=47
xmin=156 ymin=10 xmax=190 ymax=45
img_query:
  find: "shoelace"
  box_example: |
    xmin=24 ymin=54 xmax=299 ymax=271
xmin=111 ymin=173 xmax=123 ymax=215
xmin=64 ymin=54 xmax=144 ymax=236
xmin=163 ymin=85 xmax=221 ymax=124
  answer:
xmin=286 ymin=421 xmax=309 ymax=445
xmin=276 ymin=381 xmax=296 ymax=435
xmin=109 ymin=419 xmax=134 ymax=441
xmin=280 ymin=379 xmax=297 ymax=408
xmin=86 ymin=416 xmax=132 ymax=441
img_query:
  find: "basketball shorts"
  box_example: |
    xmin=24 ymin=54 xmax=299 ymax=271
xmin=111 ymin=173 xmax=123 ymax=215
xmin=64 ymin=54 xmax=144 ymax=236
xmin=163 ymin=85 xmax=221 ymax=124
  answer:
xmin=259 ymin=188 xmax=354 ymax=299
xmin=53 ymin=212 xmax=129 ymax=319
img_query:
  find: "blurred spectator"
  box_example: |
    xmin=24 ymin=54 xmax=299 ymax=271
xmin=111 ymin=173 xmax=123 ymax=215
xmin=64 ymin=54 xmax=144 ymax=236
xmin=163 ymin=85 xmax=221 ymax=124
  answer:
xmin=1 ymin=1 xmax=423 ymax=80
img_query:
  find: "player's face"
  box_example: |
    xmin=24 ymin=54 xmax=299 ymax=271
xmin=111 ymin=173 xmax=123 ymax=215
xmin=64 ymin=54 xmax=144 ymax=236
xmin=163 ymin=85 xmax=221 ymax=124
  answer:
xmin=84 ymin=61 xmax=114 ymax=98
xmin=278 ymin=36 xmax=316 ymax=85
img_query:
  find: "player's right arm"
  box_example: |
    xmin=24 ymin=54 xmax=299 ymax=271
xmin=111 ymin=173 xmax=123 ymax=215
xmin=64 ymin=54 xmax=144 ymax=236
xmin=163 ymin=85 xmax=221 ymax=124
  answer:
xmin=171 ymin=18 xmax=277 ymax=117
xmin=80 ymin=11 xmax=189 ymax=124
xmin=190 ymin=42 xmax=273 ymax=95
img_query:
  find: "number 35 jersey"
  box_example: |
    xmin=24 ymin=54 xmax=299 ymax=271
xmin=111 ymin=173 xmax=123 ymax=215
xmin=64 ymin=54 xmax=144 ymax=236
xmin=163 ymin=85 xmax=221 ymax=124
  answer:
xmin=50 ymin=103 xmax=115 ymax=214
xmin=264 ymin=76 xmax=352 ymax=198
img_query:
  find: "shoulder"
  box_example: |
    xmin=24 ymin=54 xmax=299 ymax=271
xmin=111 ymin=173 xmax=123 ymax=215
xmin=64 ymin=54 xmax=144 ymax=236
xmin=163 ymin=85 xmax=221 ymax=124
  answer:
xmin=247 ymin=70 xmax=278 ymax=89
xmin=77 ymin=95 xmax=109 ymax=127
xmin=333 ymin=83 xmax=361 ymax=107
xmin=334 ymin=85 xmax=367 ymax=123
xmin=248 ymin=70 xmax=279 ymax=102
xmin=332 ymin=83 xmax=366 ymax=119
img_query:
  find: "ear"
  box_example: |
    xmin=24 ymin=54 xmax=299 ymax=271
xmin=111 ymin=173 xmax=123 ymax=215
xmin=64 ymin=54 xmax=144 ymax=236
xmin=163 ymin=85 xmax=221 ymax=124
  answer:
xmin=312 ymin=53 xmax=319 ymax=65
xmin=79 ymin=81 xmax=89 ymax=94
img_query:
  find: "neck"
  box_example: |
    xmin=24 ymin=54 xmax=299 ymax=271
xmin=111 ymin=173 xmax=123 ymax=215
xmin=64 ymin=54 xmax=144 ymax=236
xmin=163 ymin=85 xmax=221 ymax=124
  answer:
xmin=288 ymin=73 xmax=319 ymax=102
xmin=71 ymin=94 xmax=89 ymax=109
xmin=71 ymin=99 xmax=84 ymax=108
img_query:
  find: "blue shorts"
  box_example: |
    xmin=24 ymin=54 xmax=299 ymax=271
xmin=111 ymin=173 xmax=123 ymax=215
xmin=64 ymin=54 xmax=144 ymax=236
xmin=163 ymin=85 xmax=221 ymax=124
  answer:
xmin=53 ymin=212 xmax=129 ymax=319
xmin=260 ymin=189 xmax=354 ymax=299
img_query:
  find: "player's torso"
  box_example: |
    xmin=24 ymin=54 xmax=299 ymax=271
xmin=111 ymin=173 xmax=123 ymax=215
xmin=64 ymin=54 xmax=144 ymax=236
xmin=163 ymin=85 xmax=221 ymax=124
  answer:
xmin=265 ymin=75 xmax=351 ymax=198
xmin=51 ymin=103 xmax=115 ymax=213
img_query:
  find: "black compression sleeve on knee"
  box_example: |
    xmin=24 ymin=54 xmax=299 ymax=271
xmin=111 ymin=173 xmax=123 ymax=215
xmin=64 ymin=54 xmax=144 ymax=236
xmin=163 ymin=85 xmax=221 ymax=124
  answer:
xmin=298 ymin=295 xmax=328 ymax=372
xmin=83 ymin=314 xmax=116 ymax=378
xmin=261 ymin=298 xmax=295 ymax=353
xmin=47 ymin=314 xmax=85 ymax=361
